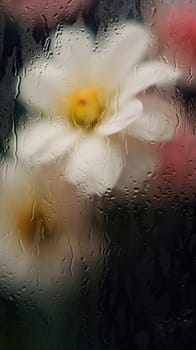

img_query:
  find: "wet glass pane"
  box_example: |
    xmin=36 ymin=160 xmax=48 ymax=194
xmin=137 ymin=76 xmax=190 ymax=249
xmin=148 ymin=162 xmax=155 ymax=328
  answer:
xmin=0 ymin=0 xmax=195 ymax=349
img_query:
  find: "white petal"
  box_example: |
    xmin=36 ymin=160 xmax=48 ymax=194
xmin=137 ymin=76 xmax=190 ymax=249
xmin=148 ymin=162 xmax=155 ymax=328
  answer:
xmin=20 ymin=26 xmax=95 ymax=113
xmin=96 ymin=99 xmax=143 ymax=136
xmin=64 ymin=135 xmax=124 ymax=195
xmin=122 ymin=61 xmax=181 ymax=98
xmin=126 ymin=96 xmax=179 ymax=142
xmin=94 ymin=22 xmax=150 ymax=88
xmin=127 ymin=112 xmax=177 ymax=142
xmin=51 ymin=25 xmax=94 ymax=87
xmin=19 ymin=59 xmax=69 ymax=112
xmin=116 ymin=138 xmax=158 ymax=192
xmin=12 ymin=120 xmax=79 ymax=164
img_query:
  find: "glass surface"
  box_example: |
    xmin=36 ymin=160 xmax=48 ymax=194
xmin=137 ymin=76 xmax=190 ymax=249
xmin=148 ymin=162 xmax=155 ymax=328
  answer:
xmin=0 ymin=1 xmax=195 ymax=349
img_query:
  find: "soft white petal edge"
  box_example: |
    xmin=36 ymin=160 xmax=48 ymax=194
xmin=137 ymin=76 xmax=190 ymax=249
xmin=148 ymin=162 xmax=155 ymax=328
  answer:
xmin=64 ymin=135 xmax=124 ymax=195
xmin=126 ymin=95 xmax=179 ymax=142
xmin=20 ymin=25 xmax=95 ymax=112
xmin=127 ymin=110 xmax=178 ymax=142
xmin=51 ymin=23 xmax=94 ymax=64
xmin=123 ymin=61 xmax=181 ymax=98
xmin=116 ymin=138 xmax=158 ymax=192
xmin=12 ymin=120 xmax=80 ymax=164
xmin=19 ymin=59 xmax=69 ymax=112
xmin=96 ymin=98 xmax=143 ymax=136
xmin=0 ymin=158 xmax=30 ymax=198
xmin=93 ymin=22 xmax=150 ymax=89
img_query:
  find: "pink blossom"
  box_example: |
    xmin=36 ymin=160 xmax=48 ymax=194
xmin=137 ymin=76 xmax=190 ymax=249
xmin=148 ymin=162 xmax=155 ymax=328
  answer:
xmin=152 ymin=130 xmax=196 ymax=200
xmin=158 ymin=6 xmax=196 ymax=69
xmin=1 ymin=0 xmax=95 ymax=27
xmin=142 ymin=2 xmax=196 ymax=85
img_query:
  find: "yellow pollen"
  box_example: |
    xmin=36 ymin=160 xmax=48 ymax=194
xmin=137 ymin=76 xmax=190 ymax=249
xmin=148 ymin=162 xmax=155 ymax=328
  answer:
xmin=16 ymin=202 xmax=49 ymax=246
xmin=59 ymin=88 xmax=104 ymax=129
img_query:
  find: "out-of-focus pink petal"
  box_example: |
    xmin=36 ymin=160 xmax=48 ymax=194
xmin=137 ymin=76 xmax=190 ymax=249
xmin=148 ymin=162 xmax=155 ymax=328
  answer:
xmin=142 ymin=2 xmax=196 ymax=85
xmin=150 ymin=130 xmax=196 ymax=200
xmin=1 ymin=0 xmax=96 ymax=27
xmin=158 ymin=6 xmax=196 ymax=68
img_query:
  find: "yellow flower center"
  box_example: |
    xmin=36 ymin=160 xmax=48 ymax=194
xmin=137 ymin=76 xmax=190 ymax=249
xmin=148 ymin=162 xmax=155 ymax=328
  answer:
xmin=58 ymin=88 xmax=105 ymax=129
xmin=15 ymin=201 xmax=49 ymax=247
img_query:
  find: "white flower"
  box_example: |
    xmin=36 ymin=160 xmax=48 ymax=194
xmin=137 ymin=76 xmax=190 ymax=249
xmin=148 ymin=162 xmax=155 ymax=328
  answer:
xmin=15 ymin=22 xmax=180 ymax=195
xmin=0 ymin=160 xmax=100 ymax=293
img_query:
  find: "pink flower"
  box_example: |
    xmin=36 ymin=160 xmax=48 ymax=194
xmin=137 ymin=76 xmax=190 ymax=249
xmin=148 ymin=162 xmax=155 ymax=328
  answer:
xmin=158 ymin=6 xmax=196 ymax=69
xmin=152 ymin=129 xmax=196 ymax=200
xmin=1 ymin=0 xmax=95 ymax=27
